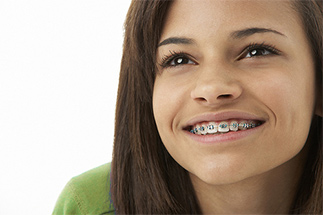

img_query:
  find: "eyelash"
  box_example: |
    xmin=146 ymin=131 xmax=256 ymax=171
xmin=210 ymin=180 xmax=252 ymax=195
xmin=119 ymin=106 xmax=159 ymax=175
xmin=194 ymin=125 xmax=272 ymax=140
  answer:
xmin=159 ymin=42 xmax=281 ymax=69
xmin=239 ymin=42 xmax=280 ymax=59
xmin=159 ymin=50 xmax=195 ymax=69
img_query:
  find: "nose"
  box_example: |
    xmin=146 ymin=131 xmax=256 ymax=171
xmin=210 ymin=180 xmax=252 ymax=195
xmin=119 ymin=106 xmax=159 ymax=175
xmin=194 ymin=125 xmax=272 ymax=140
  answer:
xmin=191 ymin=65 xmax=242 ymax=106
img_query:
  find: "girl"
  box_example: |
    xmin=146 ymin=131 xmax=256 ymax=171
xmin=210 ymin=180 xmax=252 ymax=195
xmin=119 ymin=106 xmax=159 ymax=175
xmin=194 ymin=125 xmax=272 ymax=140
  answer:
xmin=53 ymin=0 xmax=322 ymax=214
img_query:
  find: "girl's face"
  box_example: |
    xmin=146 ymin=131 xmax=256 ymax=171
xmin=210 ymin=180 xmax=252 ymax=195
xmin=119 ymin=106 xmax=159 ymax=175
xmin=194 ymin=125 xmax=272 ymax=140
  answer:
xmin=153 ymin=0 xmax=316 ymax=185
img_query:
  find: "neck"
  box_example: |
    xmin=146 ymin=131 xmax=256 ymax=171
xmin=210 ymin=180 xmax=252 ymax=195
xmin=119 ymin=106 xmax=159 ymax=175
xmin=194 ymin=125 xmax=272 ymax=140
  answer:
xmin=191 ymin=146 xmax=308 ymax=214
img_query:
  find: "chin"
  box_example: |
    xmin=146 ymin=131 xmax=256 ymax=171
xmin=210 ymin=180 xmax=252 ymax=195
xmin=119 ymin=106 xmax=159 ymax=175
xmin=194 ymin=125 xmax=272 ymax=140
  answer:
xmin=197 ymin=170 xmax=272 ymax=188
xmin=187 ymin=156 xmax=271 ymax=186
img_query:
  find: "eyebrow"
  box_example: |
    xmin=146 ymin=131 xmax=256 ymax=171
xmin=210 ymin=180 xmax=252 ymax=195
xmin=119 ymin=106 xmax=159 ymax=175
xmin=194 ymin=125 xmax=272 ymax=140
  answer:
xmin=230 ymin=27 xmax=286 ymax=39
xmin=157 ymin=27 xmax=286 ymax=48
xmin=158 ymin=37 xmax=195 ymax=47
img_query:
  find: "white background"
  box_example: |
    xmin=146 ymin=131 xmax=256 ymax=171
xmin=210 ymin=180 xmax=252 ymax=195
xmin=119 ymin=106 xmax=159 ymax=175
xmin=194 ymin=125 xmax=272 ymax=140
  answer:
xmin=0 ymin=0 xmax=131 ymax=214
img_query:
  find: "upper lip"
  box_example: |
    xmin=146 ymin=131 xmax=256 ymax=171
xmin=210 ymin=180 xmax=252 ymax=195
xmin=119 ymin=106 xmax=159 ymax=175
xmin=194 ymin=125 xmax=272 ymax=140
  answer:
xmin=183 ymin=111 xmax=266 ymax=129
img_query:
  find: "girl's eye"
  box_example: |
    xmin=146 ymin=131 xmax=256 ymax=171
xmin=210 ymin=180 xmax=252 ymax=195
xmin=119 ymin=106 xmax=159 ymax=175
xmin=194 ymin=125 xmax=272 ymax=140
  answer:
xmin=239 ymin=43 xmax=280 ymax=60
xmin=245 ymin=48 xmax=271 ymax=58
xmin=169 ymin=56 xmax=194 ymax=66
xmin=159 ymin=51 xmax=196 ymax=68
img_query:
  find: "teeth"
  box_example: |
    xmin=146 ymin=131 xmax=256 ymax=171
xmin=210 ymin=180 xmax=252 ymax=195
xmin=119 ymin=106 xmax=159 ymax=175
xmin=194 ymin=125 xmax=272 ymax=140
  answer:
xmin=206 ymin=122 xmax=217 ymax=134
xmin=218 ymin=121 xmax=229 ymax=133
xmin=249 ymin=121 xmax=256 ymax=128
xmin=190 ymin=120 xmax=261 ymax=135
xmin=195 ymin=125 xmax=202 ymax=135
xmin=200 ymin=124 xmax=207 ymax=135
xmin=194 ymin=127 xmax=199 ymax=134
xmin=230 ymin=121 xmax=239 ymax=131
xmin=238 ymin=121 xmax=248 ymax=130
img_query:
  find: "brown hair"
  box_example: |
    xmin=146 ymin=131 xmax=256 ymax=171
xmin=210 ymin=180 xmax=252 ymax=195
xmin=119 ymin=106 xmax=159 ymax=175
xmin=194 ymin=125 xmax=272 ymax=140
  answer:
xmin=111 ymin=0 xmax=322 ymax=214
xmin=290 ymin=0 xmax=322 ymax=213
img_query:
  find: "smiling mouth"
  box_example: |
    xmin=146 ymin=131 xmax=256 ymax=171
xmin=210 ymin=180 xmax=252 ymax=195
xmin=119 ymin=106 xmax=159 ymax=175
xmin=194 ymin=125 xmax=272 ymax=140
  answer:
xmin=186 ymin=119 xmax=264 ymax=135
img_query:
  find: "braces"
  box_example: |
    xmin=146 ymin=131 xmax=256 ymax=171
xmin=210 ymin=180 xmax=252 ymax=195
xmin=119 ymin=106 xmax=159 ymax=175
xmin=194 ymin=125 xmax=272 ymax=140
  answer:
xmin=190 ymin=121 xmax=259 ymax=135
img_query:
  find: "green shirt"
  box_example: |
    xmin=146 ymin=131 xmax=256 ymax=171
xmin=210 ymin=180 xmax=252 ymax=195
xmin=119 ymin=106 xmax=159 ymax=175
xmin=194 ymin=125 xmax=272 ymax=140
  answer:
xmin=52 ymin=163 xmax=115 ymax=215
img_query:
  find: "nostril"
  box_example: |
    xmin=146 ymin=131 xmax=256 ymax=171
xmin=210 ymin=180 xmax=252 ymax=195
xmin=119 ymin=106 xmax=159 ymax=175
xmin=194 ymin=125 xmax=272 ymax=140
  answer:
xmin=195 ymin=97 xmax=207 ymax=102
xmin=217 ymin=94 xmax=232 ymax=99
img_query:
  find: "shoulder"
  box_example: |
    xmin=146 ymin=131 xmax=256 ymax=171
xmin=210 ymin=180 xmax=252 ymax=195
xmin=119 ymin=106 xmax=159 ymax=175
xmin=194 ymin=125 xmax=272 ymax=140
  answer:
xmin=52 ymin=163 xmax=115 ymax=215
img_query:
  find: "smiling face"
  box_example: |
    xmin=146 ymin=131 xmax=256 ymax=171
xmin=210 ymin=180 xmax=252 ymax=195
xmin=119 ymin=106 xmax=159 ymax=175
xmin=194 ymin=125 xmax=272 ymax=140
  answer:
xmin=153 ymin=0 xmax=316 ymax=185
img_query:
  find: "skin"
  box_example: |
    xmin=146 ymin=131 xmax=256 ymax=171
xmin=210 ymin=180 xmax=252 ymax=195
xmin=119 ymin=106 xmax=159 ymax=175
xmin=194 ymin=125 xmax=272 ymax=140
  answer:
xmin=153 ymin=0 xmax=316 ymax=214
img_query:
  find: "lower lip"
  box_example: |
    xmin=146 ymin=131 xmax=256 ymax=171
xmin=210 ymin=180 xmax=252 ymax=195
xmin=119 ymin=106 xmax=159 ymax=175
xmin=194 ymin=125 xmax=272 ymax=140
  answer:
xmin=184 ymin=123 xmax=264 ymax=144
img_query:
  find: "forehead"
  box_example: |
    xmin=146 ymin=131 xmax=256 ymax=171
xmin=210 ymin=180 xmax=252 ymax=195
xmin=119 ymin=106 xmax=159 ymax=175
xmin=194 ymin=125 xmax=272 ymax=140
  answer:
xmin=160 ymin=0 xmax=301 ymax=42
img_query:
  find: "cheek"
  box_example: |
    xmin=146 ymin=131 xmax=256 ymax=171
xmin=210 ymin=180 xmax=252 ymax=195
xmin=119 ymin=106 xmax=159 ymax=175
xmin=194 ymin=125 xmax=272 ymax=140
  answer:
xmin=153 ymin=77 xmax=182 ymax=134
xmin=153 ymin=75 xmax=194 ymax=150
xmin=252 ymin=68 xmax=315 ymax=156
xmin=153 ymin=73 xmax=194 ymax=115
xmin=252 ymin=66 xmax=315 ymax=121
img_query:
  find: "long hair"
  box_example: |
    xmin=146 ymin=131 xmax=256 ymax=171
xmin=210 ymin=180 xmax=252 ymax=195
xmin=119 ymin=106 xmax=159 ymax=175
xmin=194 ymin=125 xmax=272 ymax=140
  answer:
xmin=111 ymin=0 xmax=323 ymax=214
xmin=290 ymin=0 xmax=322 ymax=213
